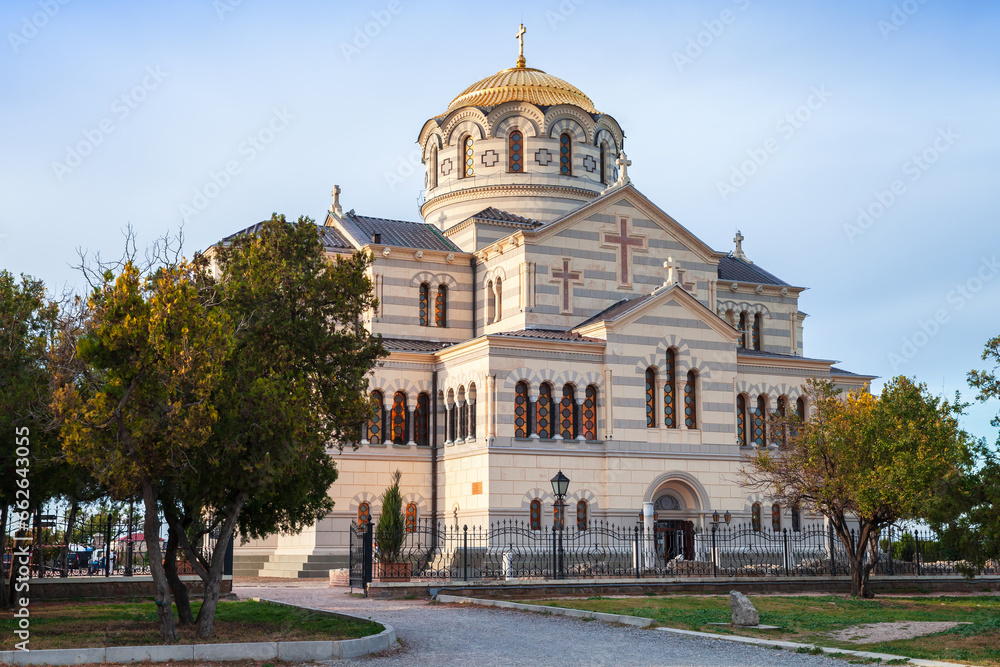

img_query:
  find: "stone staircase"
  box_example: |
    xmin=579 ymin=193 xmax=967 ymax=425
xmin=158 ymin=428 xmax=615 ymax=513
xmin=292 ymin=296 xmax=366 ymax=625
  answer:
xmin=234 ymin=553 xmax=348 ymax=579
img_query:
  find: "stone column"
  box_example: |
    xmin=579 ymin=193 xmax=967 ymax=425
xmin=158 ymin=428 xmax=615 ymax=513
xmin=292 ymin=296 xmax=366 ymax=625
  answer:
xmin=643 ymin=501 xmax=655 ymax=569
xmin=406 ymin=406 xmax=416 ymax=447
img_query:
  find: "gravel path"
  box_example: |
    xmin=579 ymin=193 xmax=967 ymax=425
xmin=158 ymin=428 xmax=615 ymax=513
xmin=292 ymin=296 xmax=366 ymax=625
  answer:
xmin=829 ymin=620 xmax=967 ymax=643
xmin=234 ymin=583 xmax=847 ymax=666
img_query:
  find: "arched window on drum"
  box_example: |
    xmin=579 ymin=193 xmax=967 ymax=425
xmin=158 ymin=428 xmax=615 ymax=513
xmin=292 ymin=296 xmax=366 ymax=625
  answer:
xmin=508 ymin=130 xmax=523 ymax=173
xmin=559 ymin=132 xmax=572 ymax=176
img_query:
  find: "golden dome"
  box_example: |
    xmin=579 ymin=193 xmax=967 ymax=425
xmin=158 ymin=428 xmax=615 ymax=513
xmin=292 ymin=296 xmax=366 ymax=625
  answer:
xmin=446 ymin=66 xmax=598 ymax=114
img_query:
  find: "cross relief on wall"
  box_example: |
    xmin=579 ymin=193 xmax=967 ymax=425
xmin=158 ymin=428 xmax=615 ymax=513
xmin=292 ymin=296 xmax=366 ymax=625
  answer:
xmin=600 ymin=215 xmax=648 ymax=289
xmin=550 ymin=257 xmax=584 ymax=315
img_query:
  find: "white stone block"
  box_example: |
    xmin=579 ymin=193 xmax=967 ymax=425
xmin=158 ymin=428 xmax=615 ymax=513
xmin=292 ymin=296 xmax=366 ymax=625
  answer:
xmin=105 ymin=645 xmax=194 ymax=663
xmin=277 ymin=641 xmax=334 ymax=661
xmin=193 ymin=642 xmax=277 ymax=661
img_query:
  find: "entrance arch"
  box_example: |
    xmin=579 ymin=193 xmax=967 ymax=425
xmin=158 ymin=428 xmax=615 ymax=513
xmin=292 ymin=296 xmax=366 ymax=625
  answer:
xmin=643 ymin=472 xmax=711 ymax=562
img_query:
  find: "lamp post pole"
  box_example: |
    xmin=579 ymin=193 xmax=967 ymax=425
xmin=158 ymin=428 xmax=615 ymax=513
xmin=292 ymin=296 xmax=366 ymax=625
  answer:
xmin=550 ymin=471 xmax=570 ymax=581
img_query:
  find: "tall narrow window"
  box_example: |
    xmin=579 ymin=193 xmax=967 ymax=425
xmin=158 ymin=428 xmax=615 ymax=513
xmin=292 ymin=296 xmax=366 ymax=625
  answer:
xmin=508 ymin=130 xmax=523 ymax=172
xmin=458 ymin=390 xmax=468 ymax=441
xmin=559 ymin=133 xmax=572 ymax=175
xmin=494 ymin=277 xmax=502 ymax=321
xmin=429 ymin=145 xmax=438 ymax=189
xmin=405 ymin=502 xmax=418 ymax=533
xmin=771 ymin=504 xmax=781 ymax=532
xmin=751 ymin=502 xmax=762 ymax=532
xmin=753 ymin=312 xmax=763 ymax=351
xmin=791 ymin=504 xmax=801 ymax=532
xmin=577 ymin=499 xmax=588 ymax=530
xmin=736 ymin=394 xmax=748 ymax=447
xmin=391 ymin=391 xmax=407 ymax=445
xmin=536 ymin=383 xmax=553 ymax=439
xmin=599 ymin=142 xmax=608 ymax=184
xmin=738 ymin=312 xmax=749 ymax=349
xmin=684 ymin=371 xmax=697 ymax=429
xmin=418 ymin=283 xmax=430 ymax=327
xmin=645 ymin=367 xmax=657 ymax=428
xmin=468 ymin=383 xmax=477 ymax=439
xmin=486 ymin=280 xmax=495 ymax=324
xmin=583 ymin=385 xmax=598 ymax=441
xmin=435 ymin=285 xmax=447 ymax=327
xmin=357 ymin=502 xmax=371 ymax=528
xmin=796 ymin=397 xmax=806 ymax=422
xmin=560 ymin=384 xmax=576 ymax=439
xmin=754 ymin=395 xmax=767 ymax=447
xmin=367 ymin=391 xmax=384 ymax=445
xmin=514 ymin=381 xmax=530 ymax=438
xmin=415 ymin=393 xmax=430 ymax=446
xmin=462 ymin=135 xmax=474 ymax=178
xmin=529 ymin=498 xmax=541 ymax=531
xmin=663 ymin=349 xmax=676 ymax=428
xmin=777 ymin=395 xmax=789 ymax=446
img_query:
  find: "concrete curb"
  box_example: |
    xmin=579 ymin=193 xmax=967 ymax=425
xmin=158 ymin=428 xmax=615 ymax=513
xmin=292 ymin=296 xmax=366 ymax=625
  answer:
xmin=0 ymin=598 xmax=396 ymax=666
xmin=437 ymin=594 xmax=979 ymax=667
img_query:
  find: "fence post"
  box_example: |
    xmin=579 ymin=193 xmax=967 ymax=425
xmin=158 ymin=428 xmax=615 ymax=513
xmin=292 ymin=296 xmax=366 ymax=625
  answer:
xmin=105 ymin=514 xmax=112 ymax=578
xmin=634 ymin=525 xmax=641 ymax=579
xmin=362 ymin=522 xmax=373 ymax=597
xmin=552 ymin=525 xmax=557 ymax=580
xmin=828 ymin=523 xmax=836 ymax=577
xmin=887 ymin=525 xmax=894 ymax=576
xmin=711 ymin=525 xmax=718 ymax=578
xmin=783 ymin=528 xmax=789 ymax=577
xmin=914 ymin=530 xmax=922 ymax=577
xmin=463 ymin=525 xmax=468 ymax=582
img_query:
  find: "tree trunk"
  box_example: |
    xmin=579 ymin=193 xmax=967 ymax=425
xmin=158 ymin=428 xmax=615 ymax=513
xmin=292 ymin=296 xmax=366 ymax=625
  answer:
xmin=190 ymin=495 xmax=245 ymax=639
xmin=0 ymin=503 xmax=9 ymax=610
xmin=141 ymin=482 xmax=177 ymax=642
xmin=164 ymin=525 xmax=193 ymax=625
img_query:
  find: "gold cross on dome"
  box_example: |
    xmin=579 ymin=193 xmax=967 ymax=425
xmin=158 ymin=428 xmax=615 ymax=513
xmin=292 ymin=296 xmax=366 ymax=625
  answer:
xmin=516 ymin=24 xmax=527 ymax=67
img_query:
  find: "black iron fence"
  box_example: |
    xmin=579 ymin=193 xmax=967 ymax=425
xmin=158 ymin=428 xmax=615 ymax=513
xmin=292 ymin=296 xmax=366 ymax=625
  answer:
xmin=2 ymin=503 xmax=223 ymax=579
xmin=348 ymin=518 xmax=999 ymax=591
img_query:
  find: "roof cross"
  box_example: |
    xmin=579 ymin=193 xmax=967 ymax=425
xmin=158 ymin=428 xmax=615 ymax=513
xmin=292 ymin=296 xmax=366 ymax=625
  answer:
xmin=516 ymin=24 xmax=527 ymax=68
xmin=615 ymin=151 xmax=632 ymax=186
xmin=733 ymin=229 xmax=746 ymax=260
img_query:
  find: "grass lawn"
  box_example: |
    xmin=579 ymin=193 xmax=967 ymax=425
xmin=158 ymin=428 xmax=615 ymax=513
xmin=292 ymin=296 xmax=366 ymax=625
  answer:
xmin=0 ymin=599 xmax=382 ymax=651
xmin=520 ymin=594 xmax=1000 ymax=666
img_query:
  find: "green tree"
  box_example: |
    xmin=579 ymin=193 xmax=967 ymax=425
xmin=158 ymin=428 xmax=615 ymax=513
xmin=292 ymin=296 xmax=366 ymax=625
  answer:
xmin=0 ymin=271 xmax=59 ymax=610
xmin=164 ymin=215 xmax=385 ymax=638
xmin=53 ymin=260 xmax=233 ymax=641
xmin=743 ymin=376 xmax=971 ymax=597
xmin=375 ymin=470 xmax=405 ymax=564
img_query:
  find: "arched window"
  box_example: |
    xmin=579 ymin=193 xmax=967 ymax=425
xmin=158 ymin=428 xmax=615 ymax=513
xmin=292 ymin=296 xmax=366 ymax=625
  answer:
xmin=684 ymin=371 xmax=698 ymax=429
xmin=583 ymin=385 xmax=598 ymax=441
xmin=514 ymin=381 xmax=530 ymax=438
xmin=751 ymin=502 xmax=762 ymax=532
xmin=429 ymin=144 xmax=438 ymax=189
xmin=446 ymin=389 xmax=456 ymax=443
xmin=486 ymin=280 xmax=495 ymax=324
xmin=435 ymin=284 xmax=447 ymax=327
xmin=577 ymin=499 xmax=588 ymax=531
xmin=754 ymin=395 xmax=767 ymax=447
xmin=415 ymin=393 xmax=430 ymax=446
xmin=796 ymin=397 xmax=807 ymax=422
xmin=468 ymin=383 xmax=477 ymax=439
xmin=663 ymin=349 xmax=676 ymax=429
xmin=405 ymin=502 xmax=418 ymax=533
xmin=645 ymin=367 xmax=657 ymax=428
xmin=494 ymin=277 xmax=502 ymax=321
xmin=461 ymin=135 xmax=474 ymax=178
xmin=529 ymin=498 xmax=541 ymax=531
xmin=599 ymin=142 xmax=608 ymax=184
xmin=559 ymin=132 xmax=572 ymax=175
xmin=752 ymin=312 xmax=763 ymax=351
xmin=560 ymin=384 xmax=576 ymax=439
xmin=367 ymin=391 xmax=384 ymax=445
xmin=391 ymin=391 xmax=407 ymax=445
xmin=791 ymin=504 xmax=801 ymax=532
xmin=736 ymin=394 xmax=748 ymax=447
xmin=358 ymin=502 xmax=371 ymax=528
xmin=536 ymin=383 xmax=554 ymax=439
xmin=508 ymin=130 xmax=523 ymax=172
xmin=418 ymin=283 xmax=430 ymax=327
xmin=738 ymin=312 xmax=749 ymax=349
xmin=777 ymin=395 xmax=790 ymax=446
xmin=771 ymin=504 xmax=781 ymax=532
xmin=458 ymin=386 xmax=467 ymax=441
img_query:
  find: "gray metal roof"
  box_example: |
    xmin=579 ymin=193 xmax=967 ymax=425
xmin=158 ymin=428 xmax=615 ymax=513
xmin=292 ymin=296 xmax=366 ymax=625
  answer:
xmin=574 ymin=294 xmax=657 ymax=329
xmin=717 ymin=255 xmax=789 ymax=287
xmin=492 ymin=329 xmax=604 ymax=343
xmin=468 ymin=207 xmax=542 ymax=227
xmin=381 ymin=338 xmax=456 ymax=352
xmin=220 ymin=221 xmax=352 ymax=252
xmin=341 ymin=212 xmax=459 ymax=252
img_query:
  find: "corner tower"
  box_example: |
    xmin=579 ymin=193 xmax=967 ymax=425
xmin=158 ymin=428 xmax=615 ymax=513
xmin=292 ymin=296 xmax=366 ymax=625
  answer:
xmin=417 ymin=25 xmax=625 ymax=248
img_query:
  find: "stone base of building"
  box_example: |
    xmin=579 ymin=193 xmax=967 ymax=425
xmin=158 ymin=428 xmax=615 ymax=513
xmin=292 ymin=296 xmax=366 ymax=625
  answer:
xmin=233 ymin=553 xmax=349 ymax=578
xmin=25 ymin=575 xmax=233 ymax=600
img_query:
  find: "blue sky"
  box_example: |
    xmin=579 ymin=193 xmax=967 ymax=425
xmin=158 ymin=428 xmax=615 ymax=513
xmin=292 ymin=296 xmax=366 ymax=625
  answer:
xmin=1 ymin=0 xmax=998 ymax=442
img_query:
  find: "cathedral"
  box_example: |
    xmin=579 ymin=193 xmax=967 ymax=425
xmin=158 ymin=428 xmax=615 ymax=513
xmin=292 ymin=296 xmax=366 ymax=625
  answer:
xmin=231 ymin=27 xmax=873 ymax=578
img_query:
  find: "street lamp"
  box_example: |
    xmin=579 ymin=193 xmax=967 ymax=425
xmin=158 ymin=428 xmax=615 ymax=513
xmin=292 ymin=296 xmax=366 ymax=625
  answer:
xmin=550 ymin=471 xmax=570 ymax=580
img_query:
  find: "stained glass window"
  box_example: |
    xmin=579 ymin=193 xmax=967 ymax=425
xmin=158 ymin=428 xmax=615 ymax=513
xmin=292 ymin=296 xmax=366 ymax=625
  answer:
xmin=771 ymin=504 xmax=781 ymax=532
xmin=536 ymin=383 xmax=553 ymax=439
xmin=752 ymin=312 xmax=763 ymax=351
xmin=684 ymin=371 xmax=697 ymax=429
xmin=508 ymin=130 xmax=523 ymax=172
xmin=462 ymin=135 xmax=474 ymax=178
xmin=560 ymin=384 xmax=576 ymax=439
xmin=415 ymin=393 xmax=429 ymax=447
xmin=358 ymin=502 xmax=371 ymax=529
xmin=738 ymin=312 xmax=749 ymax=349
xmin=737 ymin=394 xmax=747 ymax=447
xmin=751 ymin=503 xmax=762 ymax=532
xmin=664 ymin=349 xmax=676 ymax=428
xmin=367 ymin=391 xmax=384 ymax=445
xmin=418 ymin=283 xmax=430 ymax=326
xmin=469 ymin=400 xmax=476 ymax=439
xmin=405 ymin=502 xmax=418 ymax=533
xmin=459 ymin=400 xmax=468 ymax=440
xmin=645 ymin=367 xmax=656 ymax=428
xmin=554 ymin=502 xmax=565 ymax=529
xmin=754 ymin=395 xmax=767 ymax=447
xmin=514 ymin=381 xmax=529 ymax=438
xmin=583 ymin=385 xmax=597 ymax=441
xmin=435 ymin=285 xmax=447 ymax=328
xmin=577 ymin=500 xmax=588 ymax=531
xmin=529 ymin=499 xmax=541 ymax=531
xmin=559 ymin=133 xmax=572 ymax=175
xmin=391 ymin=391 xmax=407 ymax=445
